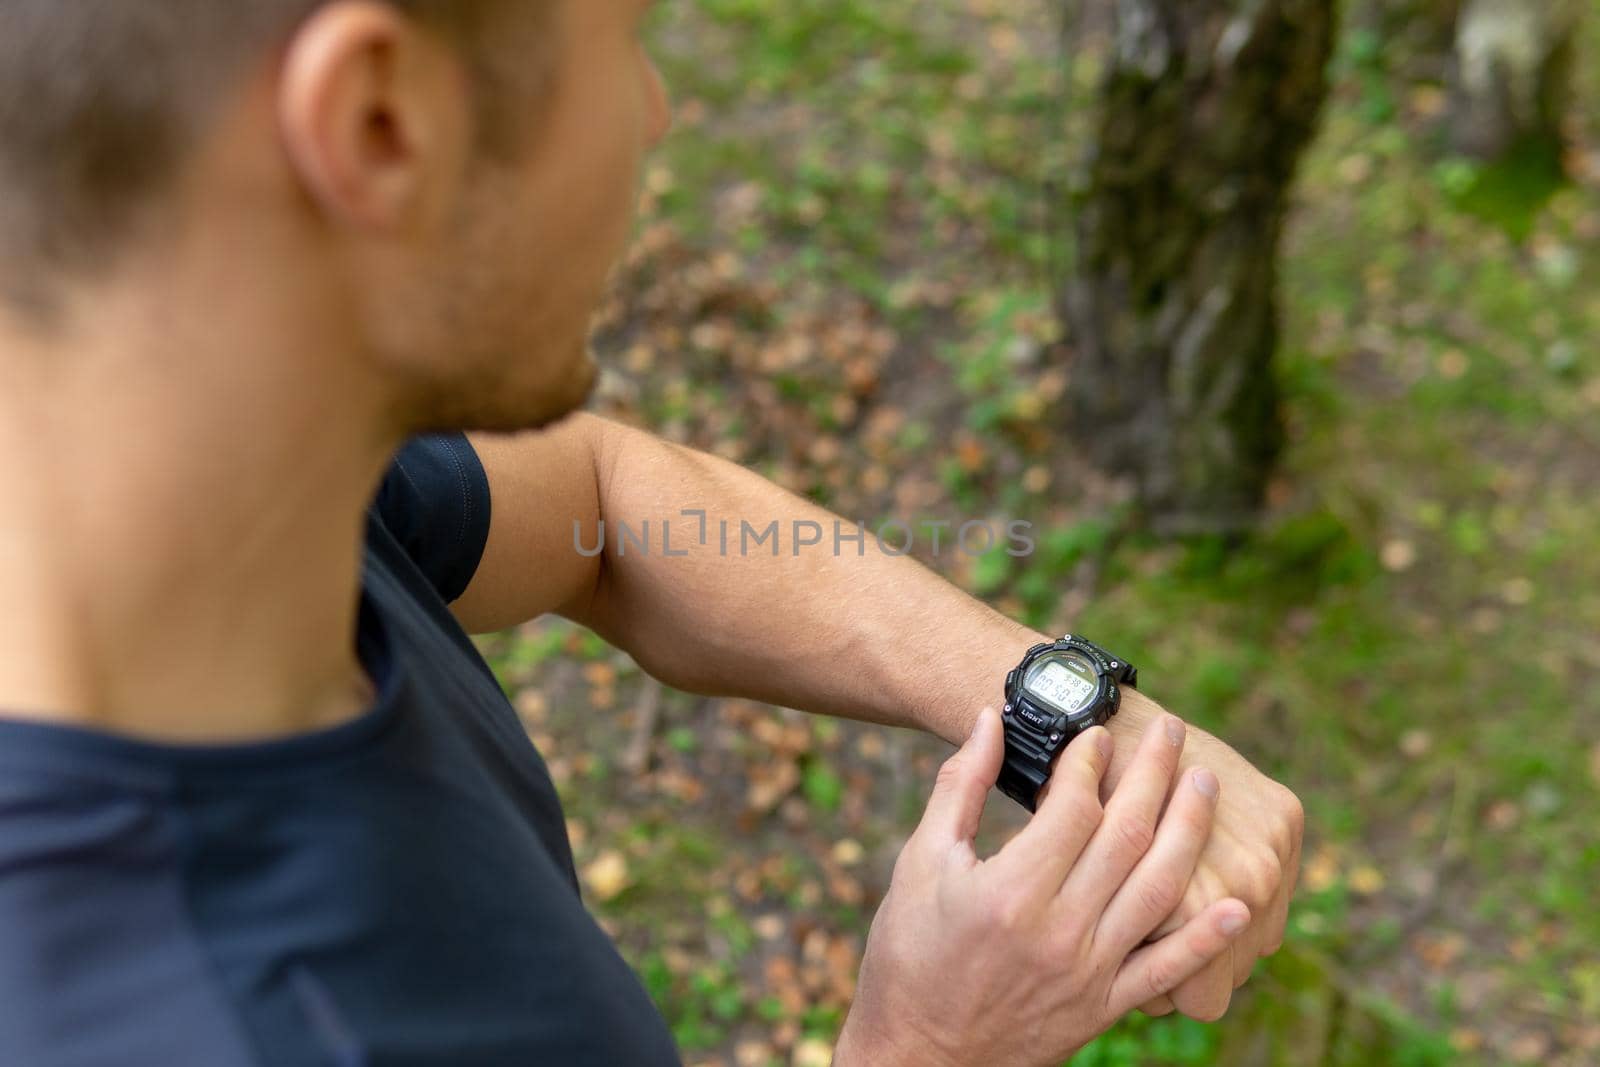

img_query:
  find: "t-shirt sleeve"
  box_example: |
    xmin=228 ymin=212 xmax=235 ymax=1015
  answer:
xmin=369 ymin=432 xmax=493 ymax=605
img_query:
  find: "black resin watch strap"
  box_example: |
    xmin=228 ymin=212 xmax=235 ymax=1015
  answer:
xmin=1073 ymin=635 xmax=1138 ymax=690
xmin=997 ymin=713 xmax=1056 ymax=813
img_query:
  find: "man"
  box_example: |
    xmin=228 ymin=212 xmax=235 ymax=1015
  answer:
xmin=0 ymin=1 xmax=1303 ymax=1064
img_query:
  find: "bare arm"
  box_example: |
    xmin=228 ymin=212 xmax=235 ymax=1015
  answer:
xmin=581 ymin=415 xmax=1039 ymax=742
xmin=453 ymin=413 xmax=1302 ymax=1021
xmin=455 ymin=413 xmax=1036 ymax=742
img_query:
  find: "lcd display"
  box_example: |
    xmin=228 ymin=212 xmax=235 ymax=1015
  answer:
xmin=1027 ymin=659 xmax=1096 ymax=715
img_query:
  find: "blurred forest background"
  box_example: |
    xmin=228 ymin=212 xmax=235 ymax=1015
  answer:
xmin=474 ymin=1 xmax=1600 ymax=1064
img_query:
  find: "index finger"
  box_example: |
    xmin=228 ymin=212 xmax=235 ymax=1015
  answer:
xmin=989 ymin=726 xmax=1112 ymax=891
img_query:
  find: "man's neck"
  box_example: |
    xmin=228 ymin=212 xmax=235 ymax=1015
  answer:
xmin=0 ymin=289 xmax=402 ymax=744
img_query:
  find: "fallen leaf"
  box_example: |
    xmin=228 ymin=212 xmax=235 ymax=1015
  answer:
xmin=581 ymin=850 xmax=630 ymax=903
xmin=1437 ymin=349 xmax=1469 ymax=379
xmin=514 ymin=690 xmax=548 ymax=723
xmin=793 ymin=1036 xmax=832 ymax=1067
xmin=855 ymin=733 xmax=886 ymax=761
xmin=735 ymin=1041 xmax=775 ymax=1067
xmin=1348 ymin=865 xmax=1386 ymax=895
xmin=1399 ymin=729 xmax=1432 ymax=759
xmin=827 ymin=873 xmax=864 ymax=906
xmin=1303 ymin=846 xmax=1340 ymax=892
xmin=1484 ymin=800 xmax=1520 ymax=831
xmin=747 ymin=759 xmax=802 ymax=813
xmin=764 ymin=956 xmax=807 ymax=1016
xmin=1414 ymin=932 xmax=1466 ymax=971
xmin=1381 ymin=539 xmax=1417 ymax=572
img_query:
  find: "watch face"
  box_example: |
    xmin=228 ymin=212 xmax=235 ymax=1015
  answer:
xmin=1022 ymin=652 xmax=1099 ymax=717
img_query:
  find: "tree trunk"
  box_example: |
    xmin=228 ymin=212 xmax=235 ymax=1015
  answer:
xmin=1057 ymin=0 xmax=1337 ymax=535
xmin=1450 ymin=0 xmax=1580 ymax=162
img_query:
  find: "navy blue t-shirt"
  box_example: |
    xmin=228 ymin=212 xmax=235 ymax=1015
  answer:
xmin=0 ymin=433 xmax=681 ymax=1067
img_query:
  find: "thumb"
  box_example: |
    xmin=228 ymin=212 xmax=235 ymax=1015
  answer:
xmin=916 ymin=706 xmax=1005 ymax=849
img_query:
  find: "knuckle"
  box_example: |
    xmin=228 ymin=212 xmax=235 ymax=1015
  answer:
xmin=1143 ymin=959 xmax=1181 ymax=1002
xmin=1135 ymin=874 xmax=1183 ymax=921
xmin=1111 ymin=814 xmax=1157 ymax=859
xmin=1041 ymin=914 xmax=1090 ymax=964
xmin=983 ymin=886 xmax=1031 ymax=936
xmin=1061 ymin=789 xmax=1105 ymax=829
xmin=1249 ymin=850 xmax=1284 ymax=903
xmin=933 ymin=755 xmax=967 ymax=794
xmin=1170 ymin=886 xmax=1207 ymax=931
xmin=1279 ymin=788 xmax=1307 ymax=844
xmin=1177 ymin=797 xmax=1215 ymax=836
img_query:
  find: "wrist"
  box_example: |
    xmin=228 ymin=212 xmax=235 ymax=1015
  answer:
xmin=908 ymin=621 xmax=1045 ymax=746
xmin=1109 ymin=687 xmax=1163 ymax=741
xmin=835 ymin=1011 xmax=957 ymax=1067
xmin=833 ymin=1013 xmax=904 ymax=1067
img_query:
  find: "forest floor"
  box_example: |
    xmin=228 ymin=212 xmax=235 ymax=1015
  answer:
xmin=474 ymin=3 xmax=1600 ymax=1064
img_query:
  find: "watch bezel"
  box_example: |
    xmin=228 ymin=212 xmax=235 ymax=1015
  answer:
xmin=1003 ymin=635 xmax=1124 ymax=740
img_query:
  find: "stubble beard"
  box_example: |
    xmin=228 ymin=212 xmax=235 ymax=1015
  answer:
xmin=411 ymin=335 xmax=600 ymax=437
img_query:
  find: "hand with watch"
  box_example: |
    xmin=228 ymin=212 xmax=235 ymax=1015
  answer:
xmin=837 ymin=631 xmax=1298 ymax=1066
xmin=998 ymin=633 xmax=1302 ymax=1023
xmin=836 ymin=701 xmax=1249 ymax=1067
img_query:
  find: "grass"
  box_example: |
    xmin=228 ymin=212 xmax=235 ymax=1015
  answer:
xmin=477 ymin=1 xmax=1600 ymax=1063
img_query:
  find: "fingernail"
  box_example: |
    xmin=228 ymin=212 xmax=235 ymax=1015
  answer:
xmin=1219 ymin=910 xmax=1249 ymax=936
xmin=1192 ymin=768 xmax=1219 ymax=798
xmin=969 ymin=708 xmax=991 ymax=740
xmin=1095 ymin=729 xmax=1113 ymax=762
xmin=1164 ymin=716 xmax=1185 ymax=747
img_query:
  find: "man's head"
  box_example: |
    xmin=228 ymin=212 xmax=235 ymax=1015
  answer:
xmin=0 ymin=0 xmax=671 ymax=433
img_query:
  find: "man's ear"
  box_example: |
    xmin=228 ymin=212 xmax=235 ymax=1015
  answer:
xmin=276 ymin=0 xmax=472 ymax=231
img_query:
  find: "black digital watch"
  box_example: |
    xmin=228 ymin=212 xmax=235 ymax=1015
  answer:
xmin=998 ymin=634 xmax=1138 ymax=813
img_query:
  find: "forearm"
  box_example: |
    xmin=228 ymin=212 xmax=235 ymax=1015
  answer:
xmin=576 ymin=417 xmax=1057 ymax=743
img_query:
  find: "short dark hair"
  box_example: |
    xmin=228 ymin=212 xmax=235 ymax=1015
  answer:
xmin=0 ymin=0 xmax=541 ymax=318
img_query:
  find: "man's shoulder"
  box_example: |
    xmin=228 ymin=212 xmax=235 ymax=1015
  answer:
xmin=368 ymin=433 xmax=493 ymax=608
